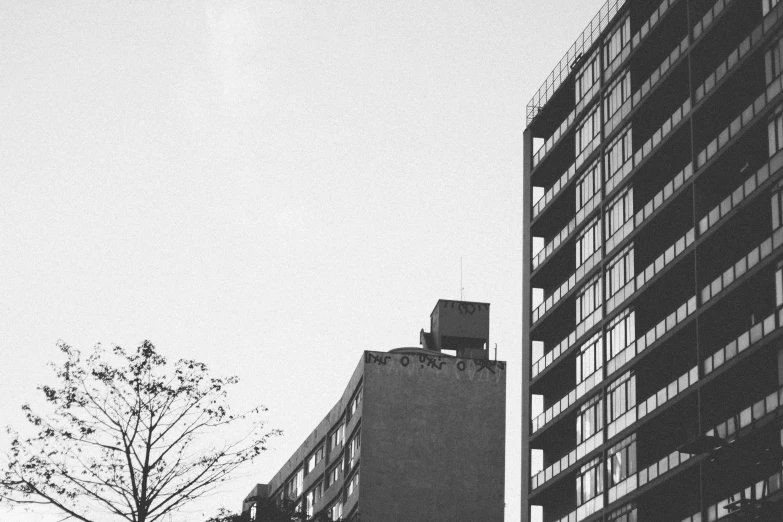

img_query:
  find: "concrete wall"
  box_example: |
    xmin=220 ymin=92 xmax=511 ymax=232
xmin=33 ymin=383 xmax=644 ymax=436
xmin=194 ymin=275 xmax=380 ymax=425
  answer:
xmin=361 ymin=350 xmax=506 ymax=522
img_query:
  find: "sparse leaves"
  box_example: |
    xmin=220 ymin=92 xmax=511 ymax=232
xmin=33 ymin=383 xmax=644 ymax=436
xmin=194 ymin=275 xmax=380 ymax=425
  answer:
xmin=0 ymin=341 xmax=279 ymax=522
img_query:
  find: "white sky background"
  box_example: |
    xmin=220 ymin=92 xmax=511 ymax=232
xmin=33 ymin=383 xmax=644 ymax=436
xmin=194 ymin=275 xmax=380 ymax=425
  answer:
xmin=0 ymin=1 xmax=607 ymax=520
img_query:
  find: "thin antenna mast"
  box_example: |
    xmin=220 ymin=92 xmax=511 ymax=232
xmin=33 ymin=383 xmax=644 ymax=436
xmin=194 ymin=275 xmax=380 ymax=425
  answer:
xmin=460 ymin=257 xmax=464 ymax=301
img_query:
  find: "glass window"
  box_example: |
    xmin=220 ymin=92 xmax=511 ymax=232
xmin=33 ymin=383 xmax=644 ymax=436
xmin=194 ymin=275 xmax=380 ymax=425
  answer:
xmin=330 ymin=423 xmax=345 ymax=450
xmin=329 ymin=501 xmax=343 ymax=521
xmin=606 ymin=245 xmax=634 ymax=298
xmin=347 ymin=470 xmax=360 ymax=497
xmin=250 ymin=503 xmax=257 ymax=521
xmin=607 ymin=309 xmax=635 ymax=360
xmin=348 ymin=429 xmax=361 ymax=468
xmin=576 ymin=457 xmax=604 ymax=506
xmin=772 ymin=180 xmax=783 ymax=231
xmin=607 ymin=503 xmax=638 ymax=522
xmin=576 ymin=107 xmax=601 ymax=154
xmin=607 ymin=435 xmax=637 ymax=487
xmin=349 ymin=388 xmax=363 ymax=418
xmin=605 ymin=126 xmax=633 ymax=179
xmin=769 ymin=104 xmax=783 ymax=156
xmin=577 ymin=395 xmax=603 ymax=443
xmin=606 ymin=185 xmax=634 ymax=238
xmin=328 ymin=459 xmax=343 ymax=487
xmin=305 ymin=482 xmax=323 ymax=517
xmin=764 ymin=0 xmax=781 ymax=16
xmin=605 ymin=70 xmax=631 ymax=118
xmin=576 ymin=275 xmax=602 ymax=324
xmin=576 ymin=51 xmax=600 ymax=103
xmin=576 ymin=217 xmax=602 ymax=268
xmin=307 ymin=444 xmax=325 ymax=474
xmin=607 ymin=372 xmax=636 ymax=423
xmin=576 ymin=160 xmax=601 ymax=211
xmin=604 ymin=16 xmax=630 ymax=67
xmin=776 ymin=261 xmax=783 ymax=308
xmin=576 ymin=333 xmax=603 ymax=385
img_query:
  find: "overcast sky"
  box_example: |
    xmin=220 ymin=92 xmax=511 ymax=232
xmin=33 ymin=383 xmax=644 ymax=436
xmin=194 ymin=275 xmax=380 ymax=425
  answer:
xmin=0 ymin=1 xmax=607 ymax=520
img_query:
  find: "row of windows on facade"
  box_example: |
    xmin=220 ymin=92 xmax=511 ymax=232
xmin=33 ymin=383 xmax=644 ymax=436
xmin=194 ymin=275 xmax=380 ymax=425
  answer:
xmin=574 ymin=4 xmax=783 ymax=159
xmin=248 ymin=469 xmax=358 ymax=522
xmin=569 ymin=26 xmax=783 ymax=218
xmin=576 ymin=434 xmax=637 ymax=507
xmin=574 ymin=16 xmax=630 ymax=104
xmin=270 ymin=388 xmax=363 ymax=509
xmin=573 ymin=174 xmax=782 ymax=327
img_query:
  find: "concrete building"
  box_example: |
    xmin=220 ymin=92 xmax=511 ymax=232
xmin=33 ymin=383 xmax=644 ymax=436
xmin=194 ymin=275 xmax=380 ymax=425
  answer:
xmin=241 ymin=300 xmax=505 ymax=521
xmin=524 ymin=0 xmax=783 ymax=520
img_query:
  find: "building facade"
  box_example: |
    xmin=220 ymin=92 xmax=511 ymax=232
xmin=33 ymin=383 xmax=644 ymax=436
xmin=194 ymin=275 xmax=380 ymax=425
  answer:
xmin=524 ymin=0 xmax=783 ymax=521
xmin=242 ymin=300 xmax=505 ymax=522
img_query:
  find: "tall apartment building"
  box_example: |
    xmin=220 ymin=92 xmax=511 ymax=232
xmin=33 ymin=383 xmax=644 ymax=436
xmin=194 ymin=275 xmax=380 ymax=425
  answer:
xmin=241 ymin=300 xmax=505 ymax=522
xmin=523 ymin=0 xmax=783 ymax=520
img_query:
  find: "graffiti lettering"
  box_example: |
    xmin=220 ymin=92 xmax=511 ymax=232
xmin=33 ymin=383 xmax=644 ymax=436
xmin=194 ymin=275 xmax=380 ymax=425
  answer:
xmin=474 ymin=359 xmax=505 ymax=373
xmin=365 ymin=353 xmax=392 ymax=365
xmin=418 ymin=354 xmax=445 ymax=370
xmin=401 ymin=356 xmax=410 ymax=367
xmin=458 ymin=302 xmax=476 ymax=315
xmin=457 ymin=361 xmax=466 ymax=371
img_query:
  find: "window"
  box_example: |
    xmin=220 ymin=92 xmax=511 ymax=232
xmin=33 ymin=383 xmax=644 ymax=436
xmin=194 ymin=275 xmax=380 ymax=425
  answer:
xmin=605 ymin=126 xmax=633 ymax=178
xmin=327 ymin=460 xmax=343 ymax=487
xmin=766 ymin=35 xmax=783 ymax=84
xmin=769 ymin=104 xmax=783 ymax=156
xmin=607 ymin=503 xmax=638 ymax=522
xmin=286 ymin=468 xmax=303 ymax=499
xmin=328 ymin=501 xmax=343 ymax=521
xmin=349 ymin=388 xmax=362 ymax=418
xmin=577 ymin=457 xmax=604 ymax=506
xmin=576 ymin=218 xmax=602 ymax=268
xmin=607 ymin=309 xmax=635 ymax=360
xmin=576 ymin=107 xmax=601 ymax=154
xmin=606 ymin=245 xmax=634 ymax=298
xmin=307 ymin=444 xmax=325 ymax=474
xmin=607 ymin=435 xmax=637 ymax=487
xmin=776 ymin=260 xmax=783 ymax=308
xmin=330 ymin=423 xmax=345 ymax=450
xmin=250 ymin=503 xmax=257 ymax=521
xmin=577 ymin=395 xmax=602 ymax=443
xmin=305 ymin=482 xmax=323 ymax=517
xmin=764 ymin=0 xmax=781 ymax=16
xmin=604 ymin=16 xmax=630 ymax=67
xmin=348 ymin=430 xmax=361 ymax=468
xmin=605 ymin=70 xmax=631 ymax=119
xmin=772 ymin=180 xmax=783 ymax=230
xmin=576 ymin=275 xmax=602 ymax=324
xmin=576 ymin=333 xmax=603 ymax=385
xmin=606 ymin=185 xmax=633 ymax=238
xmin=607 ymin=372 xmax=636 ymax=423
xmin=576 ymin=160 xmax=601 ymax=210
xmin=576 ymin=51 xmax=600 ymax=103
xmin=347 ymin=470 xmax=360 ymax=497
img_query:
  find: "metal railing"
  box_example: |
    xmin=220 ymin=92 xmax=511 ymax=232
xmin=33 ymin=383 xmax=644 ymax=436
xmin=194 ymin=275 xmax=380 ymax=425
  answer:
xmin=526 ymin=0 xmax=626 ymax=125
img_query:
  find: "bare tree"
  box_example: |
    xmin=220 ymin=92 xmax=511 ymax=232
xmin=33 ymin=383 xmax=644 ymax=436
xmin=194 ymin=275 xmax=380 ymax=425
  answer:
xmin=1 ymin=341 xmax=279 ymax=522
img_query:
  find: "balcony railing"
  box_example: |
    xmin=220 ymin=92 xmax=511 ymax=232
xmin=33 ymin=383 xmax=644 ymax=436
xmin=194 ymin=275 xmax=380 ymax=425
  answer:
xmin=532 ymin=366 xmax=697 ymax=491
xmin=527 ymin=0 xmax=627 ymax=126
xmin=533 ymin=96 xmax=690 ymax=273
xmin=701 ymin=228 xmax=783 ymax=305
xmin=704 ymin=305 xmax=783 ymax=377
xmin=607 ymin=296 xmax=697 ymax=376
xmin=532 ymin=160 xmax=577 ymax=218
xmin=532 ymin=370 xmax=603 ymax=434
xmin=608 ymin=228 xmax=695 ymax=314
xmin=533 ymin=250 xmax=601 ymax=325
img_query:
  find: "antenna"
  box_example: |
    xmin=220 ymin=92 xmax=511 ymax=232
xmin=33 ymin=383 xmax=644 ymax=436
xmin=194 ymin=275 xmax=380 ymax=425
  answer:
xmin=460 ymin=257 xmax=464 ymax=301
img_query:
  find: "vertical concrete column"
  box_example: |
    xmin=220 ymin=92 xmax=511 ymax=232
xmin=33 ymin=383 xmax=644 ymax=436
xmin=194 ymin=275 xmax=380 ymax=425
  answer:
xmin=522 ymin=127 xmax=534 ymax=522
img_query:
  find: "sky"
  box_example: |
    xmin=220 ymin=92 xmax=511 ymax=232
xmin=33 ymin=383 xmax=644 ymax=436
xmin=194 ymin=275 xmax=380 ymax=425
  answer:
xmin=0 ymin=1 xmax=606 ymax=520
